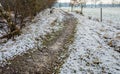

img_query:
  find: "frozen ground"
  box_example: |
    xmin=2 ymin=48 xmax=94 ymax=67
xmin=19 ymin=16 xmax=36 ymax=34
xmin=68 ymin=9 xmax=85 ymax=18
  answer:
xmin=60 ymin=12 xmax=120 ymax=74
xmin=0 ymin=9 xmax=65 ymax=65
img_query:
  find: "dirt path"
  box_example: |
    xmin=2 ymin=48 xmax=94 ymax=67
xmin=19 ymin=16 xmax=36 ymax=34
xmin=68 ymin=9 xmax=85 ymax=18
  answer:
xmin=0 ymin=12 xmax=77 ymax=74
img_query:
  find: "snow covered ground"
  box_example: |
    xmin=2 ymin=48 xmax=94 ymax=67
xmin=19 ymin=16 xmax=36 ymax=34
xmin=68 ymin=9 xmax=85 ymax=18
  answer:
xmin=60 ymin=12 xmax=120 ymax=74
xmin=83 ymin=8 xmax=120 ymax=22
xmin=0 ymin=9 xmax=65 ymax=65
xmin=58 ymin=7 xmax=120 ymax=22
xmin=0 ymin=7 xmax=119 ymax=73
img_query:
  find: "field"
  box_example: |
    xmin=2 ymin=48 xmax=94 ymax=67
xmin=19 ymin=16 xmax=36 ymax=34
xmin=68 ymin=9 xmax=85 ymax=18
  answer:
xmin=59 ymin=7 xmax=120 ymax=22
xmin=83 ymin=8 xmax=120 ymax=22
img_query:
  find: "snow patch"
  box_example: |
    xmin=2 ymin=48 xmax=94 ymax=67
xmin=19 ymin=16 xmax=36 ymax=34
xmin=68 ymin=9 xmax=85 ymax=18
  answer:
xmin=60 ymin=13 xmax=120 ymax=74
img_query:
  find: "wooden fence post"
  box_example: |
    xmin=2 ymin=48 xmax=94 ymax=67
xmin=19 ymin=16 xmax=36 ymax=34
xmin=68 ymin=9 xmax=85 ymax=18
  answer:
xmin=100 ymin=8 xmax=102 ymax=22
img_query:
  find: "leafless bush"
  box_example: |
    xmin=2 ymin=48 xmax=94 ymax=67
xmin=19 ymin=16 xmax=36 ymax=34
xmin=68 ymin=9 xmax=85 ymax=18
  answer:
xmin=0 ymin=0 xmax=57 ymax=41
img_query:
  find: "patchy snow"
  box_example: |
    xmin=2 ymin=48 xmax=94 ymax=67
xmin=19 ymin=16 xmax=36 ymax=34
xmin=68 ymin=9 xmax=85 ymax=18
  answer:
xmin=0 ymin=8 xmax=65 ymax=65
xmin=60 ymin=13 xmax=120 ymax=74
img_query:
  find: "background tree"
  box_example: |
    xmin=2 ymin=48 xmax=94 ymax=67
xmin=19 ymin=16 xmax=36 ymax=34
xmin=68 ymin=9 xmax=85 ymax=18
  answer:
xmin=70 ymin=0 xmax=78 ymax=11
xmin=70 ymin=0 xmax=86 ymax=14
xmin=78 ymin=0 xmax=86 ymax=14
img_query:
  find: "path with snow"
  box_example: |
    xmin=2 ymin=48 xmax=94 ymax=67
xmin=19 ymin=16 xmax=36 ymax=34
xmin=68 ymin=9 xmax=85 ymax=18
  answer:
xmin=0 ymin=8 xmax=119 ymax=74
xmin=0 ymin=9 xmax=78 ymax=74
xmin=0 ymin=9 xmax=65 ymax=65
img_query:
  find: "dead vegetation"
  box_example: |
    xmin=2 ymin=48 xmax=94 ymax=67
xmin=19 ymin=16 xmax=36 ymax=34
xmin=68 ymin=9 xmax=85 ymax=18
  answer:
xmin=108 ymin=33 xmax=120 ymax=53
xmin=0 ymin=0 xmax=57 ymax=41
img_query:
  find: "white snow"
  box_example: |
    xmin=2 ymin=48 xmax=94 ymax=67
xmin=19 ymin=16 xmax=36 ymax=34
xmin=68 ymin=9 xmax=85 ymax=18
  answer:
xmin=0 ymin=9 xmax=65 ymax=65
xmin=60 ymin=13 xmax=120 ymax=74
xmin=83 ymin=8 xmax=120 ymax=22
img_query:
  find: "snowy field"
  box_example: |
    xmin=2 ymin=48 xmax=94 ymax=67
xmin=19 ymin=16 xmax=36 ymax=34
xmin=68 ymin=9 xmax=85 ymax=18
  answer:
xmin=83 ymin=8 xmax=120 ymax=22
xmin=59 ymin=7 xmax=120 ymax=22
xmin=60 ymin=12 xmax=120 ymax=74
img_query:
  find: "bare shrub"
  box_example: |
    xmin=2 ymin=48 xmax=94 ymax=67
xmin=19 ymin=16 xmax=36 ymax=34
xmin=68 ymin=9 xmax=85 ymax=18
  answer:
xmin=0 ymin=0 xmax=57 ymax=40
